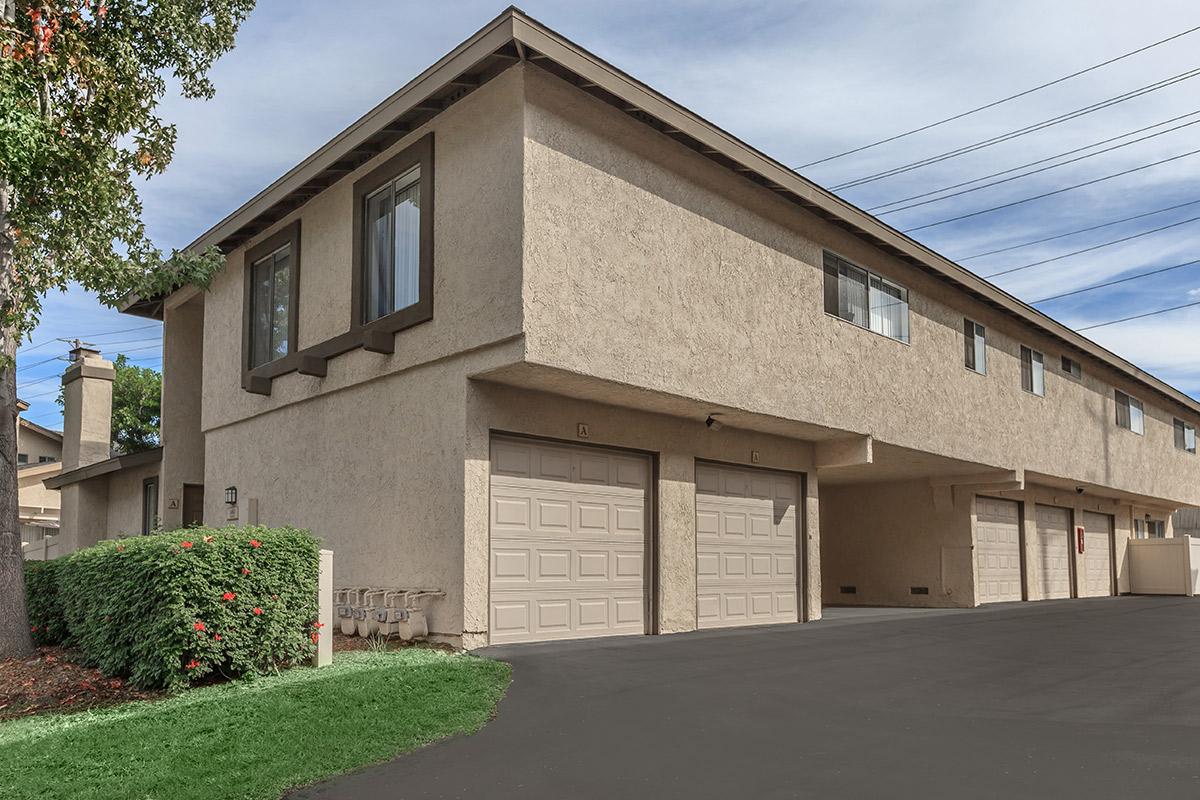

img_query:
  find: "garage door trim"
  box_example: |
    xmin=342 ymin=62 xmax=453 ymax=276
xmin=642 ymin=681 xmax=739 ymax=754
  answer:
xmin=694 ymin=458 xmax=807 ymax=628
xmin=976 ymin=495 xmax=1027 ymax=604
xmin=489 ymin=430 xmax=658 ymax=642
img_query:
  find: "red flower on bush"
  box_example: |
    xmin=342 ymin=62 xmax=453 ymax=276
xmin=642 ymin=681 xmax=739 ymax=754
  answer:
xmin=180 ymin=541 xmax=193 ymax=549
xmin=30 ymin=625 xmax=38 ymax=632
xmin=185 ymin=659 xmax=200 ymax=670
xmin=222 ymin=591 xmax=236 ymax=601
xmin=253 ymin=607 xmax=263 ymax=616
xmin=249 ymin=539 xmax=261 ymax=549
xmin=194 ymin=621 xmax=206 ymax=632
xmin=214 ymin=634 xmax=222 ymax=642
xmin=241 ymin=567 xmax=251 ymax=575
xmin=311 ymin=632 xmax=320 ymax=644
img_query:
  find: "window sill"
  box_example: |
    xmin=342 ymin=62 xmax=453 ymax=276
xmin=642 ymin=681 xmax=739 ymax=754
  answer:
xmin=823 ymin=311 xmax=911 ymax=347
xmin=241 ymin=307 xmax=432 ymax=396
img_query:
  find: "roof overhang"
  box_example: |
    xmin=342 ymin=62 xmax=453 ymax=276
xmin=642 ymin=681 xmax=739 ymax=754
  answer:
xmin=43 ymin=447 xmax=163 ymax=490
xmin=18 ymin=416 xmax=64 ymax=443
xmin=172 ymin=5 xmax=1200 ymax=419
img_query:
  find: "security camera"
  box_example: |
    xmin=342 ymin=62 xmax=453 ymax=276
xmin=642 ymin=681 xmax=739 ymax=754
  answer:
xmin=705 ymin=414 xmax=723 ymax=431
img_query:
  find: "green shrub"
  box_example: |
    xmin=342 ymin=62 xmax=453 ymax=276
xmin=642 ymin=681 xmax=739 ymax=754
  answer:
xmin=25 ymin=559 xmax=67 ymax=646
xmin=48 ymin=526 xmax=320 ymax=691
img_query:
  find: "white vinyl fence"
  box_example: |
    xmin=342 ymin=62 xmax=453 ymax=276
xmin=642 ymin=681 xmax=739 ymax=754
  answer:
xmin=1128 ymin=536 xmax=1200 ymax=596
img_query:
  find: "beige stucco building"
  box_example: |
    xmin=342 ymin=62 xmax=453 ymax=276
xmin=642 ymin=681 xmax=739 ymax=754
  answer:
xmin=55 ymin=9 xmax=1200 ymax=647
xmin=16 ymin=400 xmax=63 ymax=558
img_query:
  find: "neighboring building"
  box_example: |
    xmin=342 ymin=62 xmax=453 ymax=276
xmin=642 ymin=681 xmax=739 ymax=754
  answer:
xmin=16 ymin=399 xmax=63 ymax=558
xmin=44 ymin=347 xmax=180 ymax=542
xmin=1174 ymin=508 xmax=1200 ymax=539
xmin=54 ymin=9 xmax=1200 ymax=647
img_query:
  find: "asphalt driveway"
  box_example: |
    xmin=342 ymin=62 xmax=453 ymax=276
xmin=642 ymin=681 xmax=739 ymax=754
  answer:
xmin=291 ymin=597 xmax=1200 ymax=799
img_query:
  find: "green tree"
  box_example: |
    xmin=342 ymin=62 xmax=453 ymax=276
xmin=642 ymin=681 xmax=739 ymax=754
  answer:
xmin=1 ymin=0 xmax=255 ymax=657
xmin=110 ymin=354 xmax=162 ymax=454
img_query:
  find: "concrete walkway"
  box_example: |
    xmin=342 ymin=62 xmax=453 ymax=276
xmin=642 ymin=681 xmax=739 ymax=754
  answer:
xmin=291 ymin=597 xmax=1200 ymax=799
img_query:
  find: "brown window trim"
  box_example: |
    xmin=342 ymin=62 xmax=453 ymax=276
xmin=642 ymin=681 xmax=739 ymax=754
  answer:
xmin=241 ymin=220 xmax=302 ymax=393
xmin=350 ymin=132 xmax=435 ymax=334
xmin=241 ymin=135 xmax=434 ymax=396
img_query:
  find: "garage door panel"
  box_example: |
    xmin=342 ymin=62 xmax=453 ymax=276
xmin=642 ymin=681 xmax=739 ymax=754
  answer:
xmin=1081 ymin=511 xmax=1114 ymax=598
xmin=489 ymin=438 xmax=648 ymax=645
xmin=697 ymin=463 xmax=801 ymax=629
xmin=976 ymin=496 xmax=1022 ymax=604
xmin=1036 ymin=505 xmax=1072 ymax=600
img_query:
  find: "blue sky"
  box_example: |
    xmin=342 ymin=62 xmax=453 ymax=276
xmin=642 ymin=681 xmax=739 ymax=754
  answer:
xmin=16 ymin=0 xmax=1200 ymax=430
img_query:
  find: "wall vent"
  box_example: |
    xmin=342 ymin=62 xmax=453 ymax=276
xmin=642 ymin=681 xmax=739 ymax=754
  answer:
xmin=840 ymin=585 xmax=857 ymax=594
xmin=910 ymin=586 xmax=930 ymax=595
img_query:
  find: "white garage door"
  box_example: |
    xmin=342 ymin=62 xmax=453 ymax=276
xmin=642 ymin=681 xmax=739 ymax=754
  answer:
xmin=1035 ymin=504 xmax=1072 ymax=600
xmin=975 ymin=497 xmax=1023 ymax=604
xmin=696 ymin=463 xmax=799 ymax=629
xmin=1081 ymin=511 xmax=1114 ymax=598
xmin=489 ymin=437 xmax=648 ymax=645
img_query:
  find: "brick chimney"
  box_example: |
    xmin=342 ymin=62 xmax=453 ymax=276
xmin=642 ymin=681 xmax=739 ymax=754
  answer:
xmin=60 ymin=345 xmax=115 ymax=470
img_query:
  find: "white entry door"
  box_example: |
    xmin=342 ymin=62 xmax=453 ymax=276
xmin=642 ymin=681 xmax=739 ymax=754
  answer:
xmin=975 ymin=496 xmax=1023 ymax=603
xmin=1035 ymin=505 xmax=1072 ymax=600
xmin=695 ymin=463 xmax=800 ymax=629
xmin=1081 ymin=511 xmax=1114 ymax=598
xmin=489 ymin=437 xmax=648 ymax=644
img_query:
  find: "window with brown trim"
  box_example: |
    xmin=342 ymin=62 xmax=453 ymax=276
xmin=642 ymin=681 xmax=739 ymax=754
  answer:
xmin=242 ymin=221 xmax=301 ymax=385
xmin=352 ymin=133 xmax=434 ymax=334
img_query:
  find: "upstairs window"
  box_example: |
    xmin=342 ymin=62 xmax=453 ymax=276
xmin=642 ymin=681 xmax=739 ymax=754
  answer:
xmin=964 ymin=319 xmax=986 ymax=374
xmin=243 ymin=220 xmax=301 ymax=375
xmin=1020 ymin=346 xmax=1044 ymax=396
xmin=822 ymin=251 xmax=910 ymax=343
xmin=352 ymin=134 xmax=434 ymax=332
xmin=1115 ymin=390 xmax=1144 ymax=435
xmin=1175 ymin=419 xmax=1197 ymax=453
xmin=17 ymin=453 xmax=28 ymax=464
xmin=1061 ymin=355 xmax=1081 ymax=379
xmin=363 ymin=165 xmax=421 ymax=322
xmin=249 ymin=244 xmax=293 ymax=368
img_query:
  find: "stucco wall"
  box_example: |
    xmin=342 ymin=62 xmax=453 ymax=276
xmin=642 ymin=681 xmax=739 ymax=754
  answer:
xmin=518 ymin=65 xmax=1200 ymax=508
xmin=104 ymin=461 xmax=162 ymax=538
xmin=820 ymin=479 xmax=975 ymax=608
xmin=194 ymin=67 xmax=528 ymax=640
xmin=160 ymin=295 xmax=206 ymax=529
xmin=199 ymin=65 xmax=526 ymax=435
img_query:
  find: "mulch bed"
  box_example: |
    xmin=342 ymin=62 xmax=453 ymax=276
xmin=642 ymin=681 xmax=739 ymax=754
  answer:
xmin=332 ymin=632 xmax=456 ymax=654
xmin=0 ymin=637 xmax=454 ymax=722
xmin=0 ymin=647 xmax=162 ymax=722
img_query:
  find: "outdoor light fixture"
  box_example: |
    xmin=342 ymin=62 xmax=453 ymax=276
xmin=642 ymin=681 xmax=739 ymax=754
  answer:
xmin=705 ymin=414 xmax=723 ymax=431
xmin=225 ymin=486 xmax=238 ymax=505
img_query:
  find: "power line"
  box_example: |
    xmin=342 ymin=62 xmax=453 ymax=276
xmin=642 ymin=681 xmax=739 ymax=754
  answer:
xmin=958 ymin=198 xmax=1200 ymax=260
xmin=983 ymin=215 xmax=1200 ymax=278
xmin=868 ymin=113 xmax=1200 ymax=213
xmin=16 ymin=323 xmax=159 ymax=355
xmin=1076 ymin=300 xmax=1200 ymax=331
xmin=1032 ymin=258 xmax=1200 ymax=303
xmin=903 ymin=147 xmax=1200 ymax=232
xmin=831 ymin=66 xmax=1200 ymax=191
xmin=797 ymin=24 xmax=1200 ymax=168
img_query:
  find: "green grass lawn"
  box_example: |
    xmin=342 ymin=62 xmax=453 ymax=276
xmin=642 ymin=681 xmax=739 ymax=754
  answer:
xmin=0 ymin=649 xmax=510 ymax=800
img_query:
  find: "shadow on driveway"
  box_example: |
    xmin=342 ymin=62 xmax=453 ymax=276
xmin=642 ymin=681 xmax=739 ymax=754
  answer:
xmin=290 ymin=597 xmax=1200 ymax=799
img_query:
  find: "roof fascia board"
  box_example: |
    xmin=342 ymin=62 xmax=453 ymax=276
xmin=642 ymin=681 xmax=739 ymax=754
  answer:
xmin=43 ymin=447 xmax=163 ymax=490
xmin=186 ymin=9 xmax=518 ymax=253
xmin=510 ymin=11 xmax=1200 ymax=417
